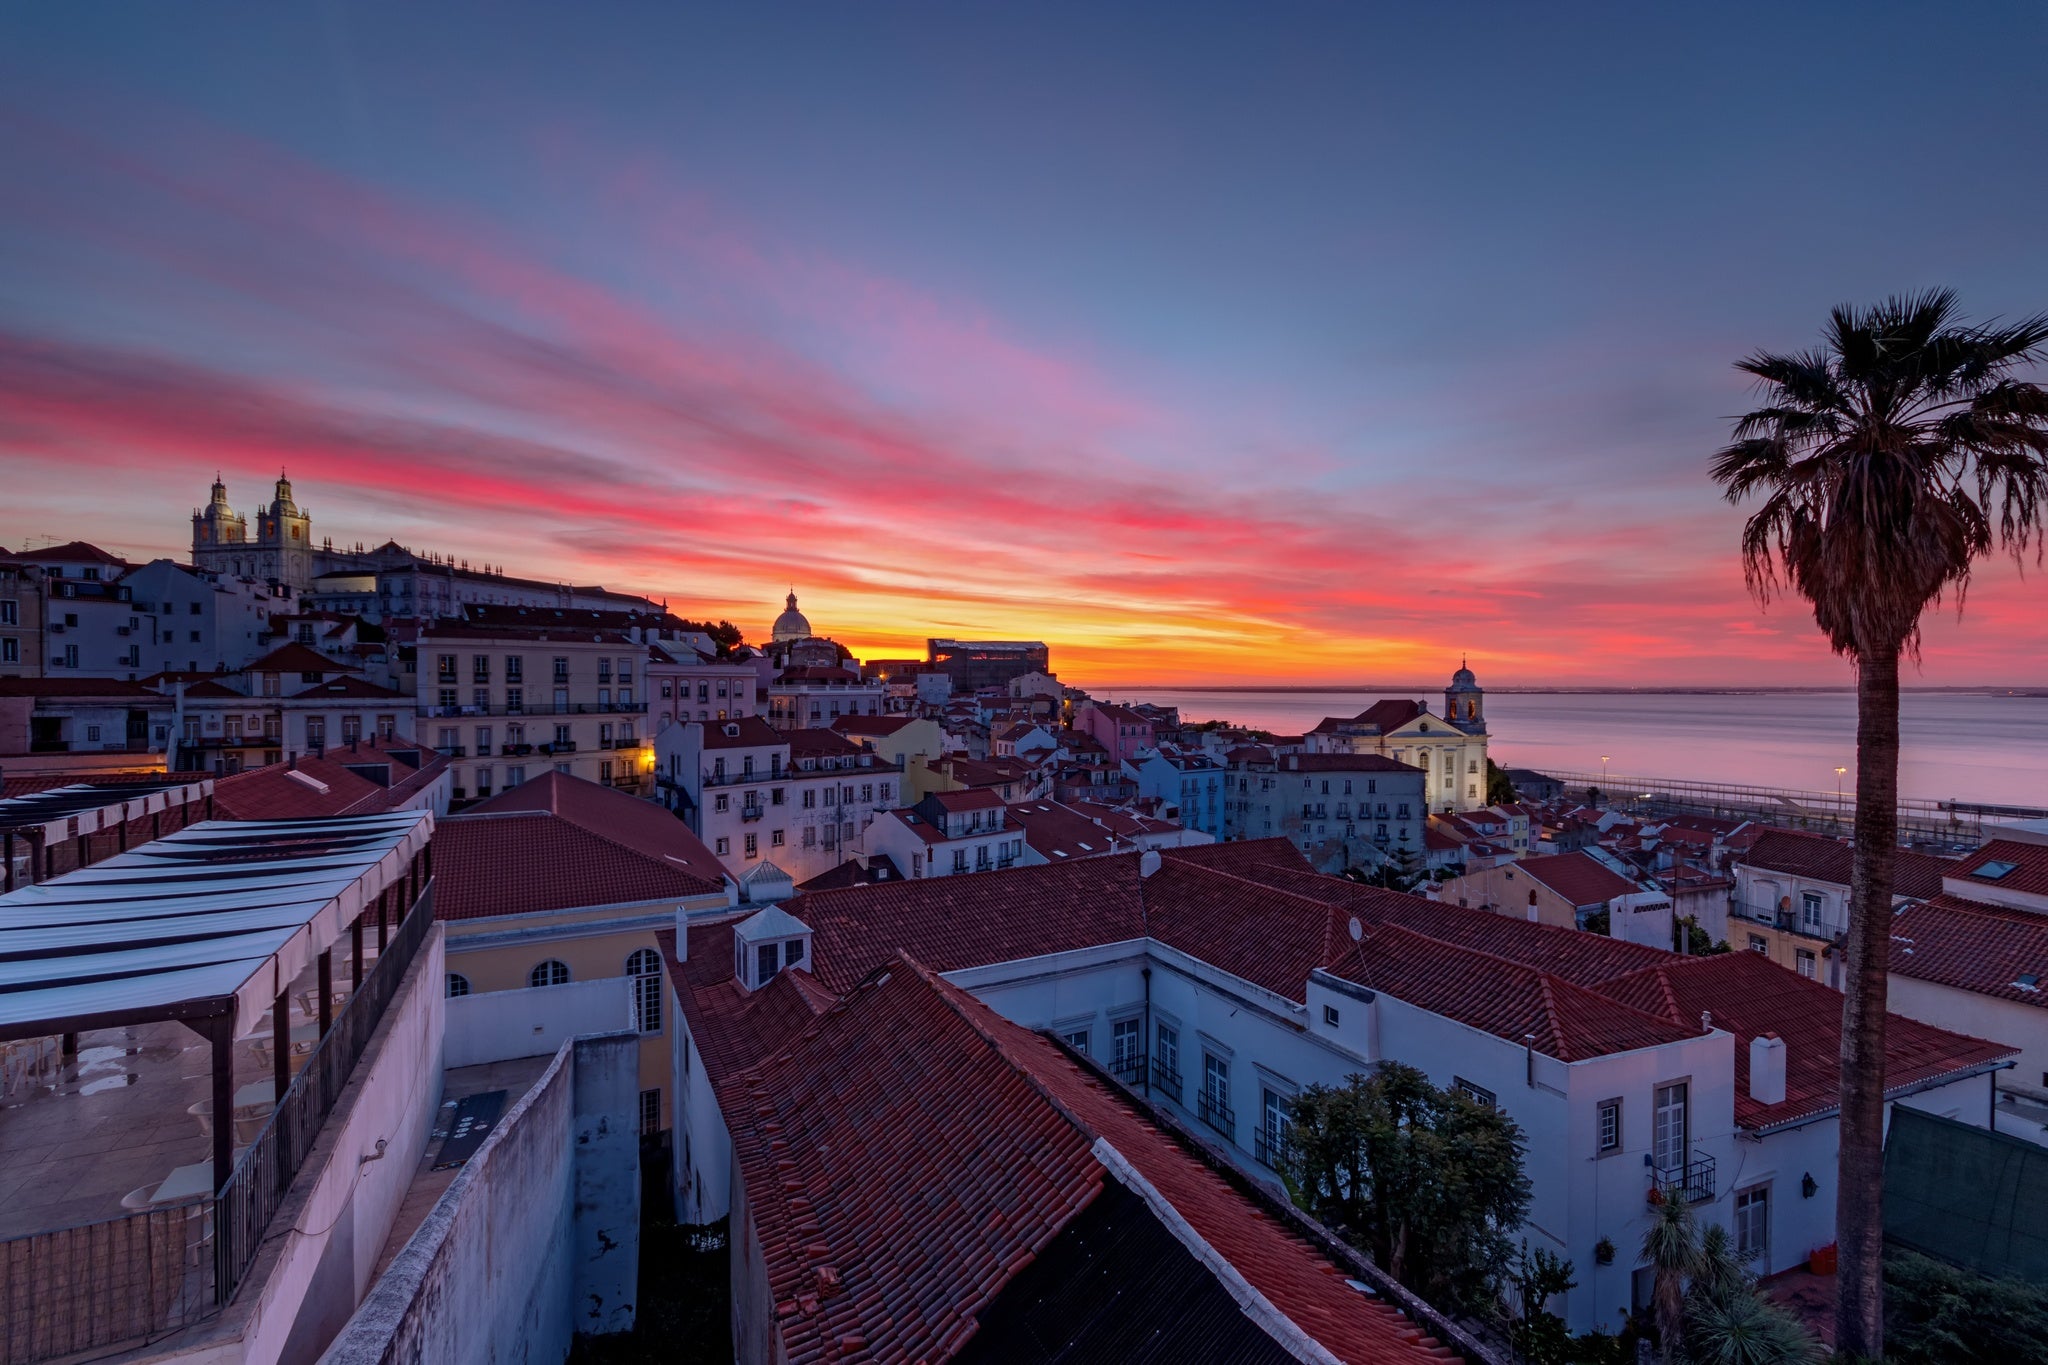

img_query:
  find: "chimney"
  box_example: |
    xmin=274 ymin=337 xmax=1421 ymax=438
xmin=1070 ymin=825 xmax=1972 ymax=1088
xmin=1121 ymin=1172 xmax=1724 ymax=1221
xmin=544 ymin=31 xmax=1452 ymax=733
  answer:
xmin=1139 ymin=849 xmax=1163 ymax=877
xmin=1750 ymin=1033 xmax=1786 ymax=1106
xmin=674 ymin=904 xmax=690 ymax=958
xmin=1526 ymin=888 xmax=1539 ymax=922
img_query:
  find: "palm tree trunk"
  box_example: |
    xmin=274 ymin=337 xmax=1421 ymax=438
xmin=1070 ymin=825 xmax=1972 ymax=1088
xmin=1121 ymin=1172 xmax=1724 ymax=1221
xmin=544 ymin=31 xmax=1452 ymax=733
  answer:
xmin=1835 ymin=647 xmax=1899 ymax=1359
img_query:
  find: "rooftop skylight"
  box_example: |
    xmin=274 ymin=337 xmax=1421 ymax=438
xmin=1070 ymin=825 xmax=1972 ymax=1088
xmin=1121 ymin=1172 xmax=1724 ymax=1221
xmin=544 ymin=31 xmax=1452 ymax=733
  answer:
xmin=1974 ymin=859 xmax=2020 ymax=881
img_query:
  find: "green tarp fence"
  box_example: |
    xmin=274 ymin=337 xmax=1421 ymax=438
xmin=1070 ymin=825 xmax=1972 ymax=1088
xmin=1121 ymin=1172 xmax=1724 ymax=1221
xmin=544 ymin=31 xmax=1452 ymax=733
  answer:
xmin=1884 ymin=1105 xmax=2048 ymax=1284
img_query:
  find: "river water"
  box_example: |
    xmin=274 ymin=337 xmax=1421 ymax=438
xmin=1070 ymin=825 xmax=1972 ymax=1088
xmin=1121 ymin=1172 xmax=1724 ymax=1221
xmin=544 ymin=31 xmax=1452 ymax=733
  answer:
xmin=1108 ymin=688 xmax=2048 ymax=809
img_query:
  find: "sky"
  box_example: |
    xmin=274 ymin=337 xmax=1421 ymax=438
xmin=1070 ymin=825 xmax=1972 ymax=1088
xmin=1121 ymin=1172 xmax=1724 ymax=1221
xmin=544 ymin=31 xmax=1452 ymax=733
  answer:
xmin=3 ymin=3 xmax=2047 ymax=688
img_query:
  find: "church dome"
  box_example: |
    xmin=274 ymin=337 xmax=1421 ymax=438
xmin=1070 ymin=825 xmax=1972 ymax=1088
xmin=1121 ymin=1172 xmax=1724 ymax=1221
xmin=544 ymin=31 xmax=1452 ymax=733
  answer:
xmin=771 ymin=591 xmax=812 ymax=644
xmin=1449 ymin=659 xmax=1479 ymax=690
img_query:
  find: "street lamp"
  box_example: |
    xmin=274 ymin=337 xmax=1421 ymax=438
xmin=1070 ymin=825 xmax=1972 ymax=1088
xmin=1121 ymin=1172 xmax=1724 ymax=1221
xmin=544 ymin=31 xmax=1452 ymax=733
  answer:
xmin=1600 ymin=755 xmax=1610 ymax=802
xmin=1835 ymin=766 xmax=1848 ymax=823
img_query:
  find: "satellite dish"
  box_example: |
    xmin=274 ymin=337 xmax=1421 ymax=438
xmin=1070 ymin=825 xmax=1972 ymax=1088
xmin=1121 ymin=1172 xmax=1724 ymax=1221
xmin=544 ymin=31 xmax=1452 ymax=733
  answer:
xmin=1348 ymin=915 xmax=1363 ymax=942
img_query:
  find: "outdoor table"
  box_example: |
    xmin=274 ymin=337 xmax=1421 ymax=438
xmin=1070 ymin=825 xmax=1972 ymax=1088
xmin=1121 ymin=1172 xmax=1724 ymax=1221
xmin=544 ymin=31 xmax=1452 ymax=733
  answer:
xmin=149 ymin=1160 xmax=213 ymax=1205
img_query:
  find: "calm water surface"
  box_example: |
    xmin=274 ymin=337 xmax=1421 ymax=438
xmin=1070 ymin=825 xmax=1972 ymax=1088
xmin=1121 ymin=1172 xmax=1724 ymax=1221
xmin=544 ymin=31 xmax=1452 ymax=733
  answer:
xmin=1114 ymin=689 xmax=2048 ymax=808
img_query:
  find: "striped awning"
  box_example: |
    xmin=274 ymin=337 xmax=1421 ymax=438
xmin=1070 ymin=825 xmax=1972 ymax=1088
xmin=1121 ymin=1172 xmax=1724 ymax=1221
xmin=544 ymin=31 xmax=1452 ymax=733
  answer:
xmin=0 ymin=777 xmax=216 ymax=841
xmin=0 ymin=808 xmax=432 ymax=1040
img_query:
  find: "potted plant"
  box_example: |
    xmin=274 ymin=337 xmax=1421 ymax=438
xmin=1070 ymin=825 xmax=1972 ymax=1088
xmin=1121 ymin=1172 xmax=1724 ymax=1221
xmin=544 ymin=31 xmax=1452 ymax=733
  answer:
xmin=1594 ymin=1237 xmax=1616 ymax=1266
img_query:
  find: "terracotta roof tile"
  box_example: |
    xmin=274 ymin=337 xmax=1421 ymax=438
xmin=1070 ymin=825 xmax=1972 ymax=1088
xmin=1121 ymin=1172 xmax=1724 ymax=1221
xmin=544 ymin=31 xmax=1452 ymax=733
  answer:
xmin=242 ymin=641 xmax=360 ymax=674
xmin=434 ymin=810 xmax=716 ymax=920
xmin=465 ymin=770 xmax=725 ymax=887
xmin=1949 ymin=840 xmax=2048 ymax=898
xmin=1594 ymin=951 xmax=2016 ymax=1129
xmin=209 ymin=740 xmax=447 ymax=821
xmin=1511 ymin=852 xmax=1644 ymax=906
xmin=1741 ymin=830 xmax=1951 ymax=899
xmin=1890 ymin=893 xmax=2048 ymax=1009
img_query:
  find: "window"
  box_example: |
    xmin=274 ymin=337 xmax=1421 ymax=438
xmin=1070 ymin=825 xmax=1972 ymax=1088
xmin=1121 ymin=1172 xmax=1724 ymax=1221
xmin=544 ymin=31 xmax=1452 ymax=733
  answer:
xmin=437 ymin=654 xmax=457 ymax=683
xmin=0 ymin=639 xmax=14 ymax=665
xmin=529 ymin=959 xmax=571 ymax=988
xmin=1795 ymin=948 xmax=1817 ymax=979
xmin=553 ymin=656 xmax=569 ymax=683
xmin=1453 ymin=1077 xmax=1497 ymax=1109
xmin=446 ymin=973 xmax=471 ymax=998
xmin=1801 ymin=891 xmax=1824 ymax=930
xmin=1734 ymin=1184 xmax=1770 ymax=1263
xmin=782 ymin=939 xmax=804 ymax=968
xmin=1653 ymin=1082 xmax=1688 ymax=1174
xmin=1323 ymin=1004 xmax=1340 ymax=1027
xmin=1974 ymin=859 xmax=2020 ymax=881
xmin=639 ymin=1088 xmax=662 ymax=1136
xmin=952 ymin=849 xmax=968 ymax=874
xmin=1199 ymin=1053 xmax=1233 ymax=1138
xmin=1598 ymin=1098 xmax=1621 ymax=1154
xmin=1060 ymin=1026 xmax=1089 ymax=1055
xmin=756 ymin=942 xmax=779 ymax=985
xmin=1257 ymin=1087 xmax=1290 ymax=1168
xmin=0 ymin=601 xmax=13 ymax=626
xmin=505 ymin=655 xmax=523 ymax=682
xmin=473 ymin=655 xmax=491 ymax=683
xmin=802 ymin=789 xmax=816 ymax=809
xmin=715 ymin=836 xmax=730 ymax=855
xmin=744 ymin=833 xmax=758 ymax=858
xmin=614 ymin=946 xmax=662 ymax=1036
xmin=1748 ymin=934 xmax=1768 ymax=953
xmin=1111 ymin=1018 xmax=1142 ymax=1077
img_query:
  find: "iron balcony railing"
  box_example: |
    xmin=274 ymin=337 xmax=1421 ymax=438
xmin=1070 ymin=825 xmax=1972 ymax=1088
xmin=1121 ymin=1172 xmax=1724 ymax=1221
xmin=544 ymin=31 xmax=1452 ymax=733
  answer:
xmin=739 ymin=805 xmax=765 ymax=822
xmin=1151 ymin=1056 xmax=1183 ymax=1103
xmin=1254 ymin=1125 xmax=1291 ymax=1171
xmin=420 ymin=701 xmax=648 ymax=718
xmin=1108 ymin=1051 xmax=1146 ymax=1087
xmin=1653 ymin=1148 xmax=1716 ymax=1203
xmin=1198 ymin=1088 xmax=1235 ymax=1141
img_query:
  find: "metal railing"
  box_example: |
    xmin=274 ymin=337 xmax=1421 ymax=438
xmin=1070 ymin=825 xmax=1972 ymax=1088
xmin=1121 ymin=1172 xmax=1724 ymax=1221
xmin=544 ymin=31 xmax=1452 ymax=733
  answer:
xmin=1254 ymin=1125 xmax=1291 ymax=1171
xmin=214 ymin=879 xmax=434 ymax=1304
xmin=420 ymin=701 xmax=646 ymax=718
xmin=1198 ymin=1088 xmax=1235 ymax=1141
xmin=1653 ymin=1148 xmax=1716 ymax=1203
xmin=1151 ymin=1056 xmax=1183 ymax=1103
xmin=1547 ymin=768 xmax=2047 ymax=843
xmin=1108 ymin=1051 xmax=1146 ymax=1087
xmin=0 ymin=880 xmax=434 ymax=1364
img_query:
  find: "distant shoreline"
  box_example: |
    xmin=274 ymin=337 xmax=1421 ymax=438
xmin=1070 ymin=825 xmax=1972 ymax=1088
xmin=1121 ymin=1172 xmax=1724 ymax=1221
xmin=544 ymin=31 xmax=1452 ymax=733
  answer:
xmin=1077 ymin=684 xmax=2048 ymax=697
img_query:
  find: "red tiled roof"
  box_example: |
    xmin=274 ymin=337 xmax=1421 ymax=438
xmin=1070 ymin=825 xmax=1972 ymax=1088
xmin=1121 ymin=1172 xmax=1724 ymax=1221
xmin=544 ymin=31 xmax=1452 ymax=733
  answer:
xmin=784 ymin=728 xmax=868 ymax=762
xmin=242 ymin=642 xmax=360 ymax=675
xmin=287 ymin=675 xmax=407 ymax=700
xmin=1322 ymin=923 xmax=1702 ymax=1061
xmin=701 ymin=716 xmax=783 ymax=750
xmin=466 ymin=770 xmax=724 ymax=886
xmin=1595 ymin=950 xmax=2016 ymax=1129
xmin=1512 ymin=852 xmax=1643 ymax=906
xmin=210 ymin=740 xmax=447 ymax=821
xmin=1890 ymin=893 xmax=2048 ymax=1009
xmin=715 ymin=954 xmax=1453 ymax=1365
xmin=930 ymin=787 xmax=1003 ymax=812
xmin=1005 ymin=801 xmax=1121 ymax=861
xmin=790 ymin=856 xmax=1148 ymax=994
xmin=182 ymin=680 xmax=247 ymax=699
xmin=1279 ymin=754 xmax=1423 ymax=774
xmin=1949 ymin=840 xmax=2048 ymax=898
xmin=828 ymin=715 xmax=911 ymax=738
xmin=0 ymin=540 xmax=129 ymax=566
xmin=660 ymin=921 xmax=836 ymax=1079
xmin=1740 ymin=830 xmax=1951 ymax=899
xmin=435 ymin=810 xmax=717 ymax=920
xmin=1144 ymin=858 xmax=1350 ymax=1000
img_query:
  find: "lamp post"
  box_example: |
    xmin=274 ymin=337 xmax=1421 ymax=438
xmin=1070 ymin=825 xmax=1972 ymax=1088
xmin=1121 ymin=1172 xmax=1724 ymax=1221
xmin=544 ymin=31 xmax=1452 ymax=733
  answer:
xmin=1600 ymin=754 xmax=1610 ymax=804
xmin=1835 ymin=766 xmax=1847 ymax=826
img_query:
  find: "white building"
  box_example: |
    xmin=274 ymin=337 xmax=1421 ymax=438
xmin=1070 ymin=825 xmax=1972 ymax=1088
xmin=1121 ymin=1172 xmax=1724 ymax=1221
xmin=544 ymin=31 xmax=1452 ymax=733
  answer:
xmin=664 ymin=840 xmax=2013 ymax=1335
xmin=1304 ymin=666 xmax=1491 ymax=813
xmin=1124 ymin=746 xmax=1227 ymax=839
xmin=654 ymin=717 xmax=902 ymax=884
xmin=862 ymin=789 xmax=1024 ymax=879
xmin=1234 ymin=752 xmax=1426 ymax=873
xmin=647 ymin=642 xmax=757 ymax=732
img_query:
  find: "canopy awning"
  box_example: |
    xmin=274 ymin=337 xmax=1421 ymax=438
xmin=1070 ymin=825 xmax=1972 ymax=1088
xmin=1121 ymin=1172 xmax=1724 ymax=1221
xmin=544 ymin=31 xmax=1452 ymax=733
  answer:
xmin=0 ymin=808 xmax=432 ymax=1040
xmin=0 ymin=777 xmax=216 ymax=843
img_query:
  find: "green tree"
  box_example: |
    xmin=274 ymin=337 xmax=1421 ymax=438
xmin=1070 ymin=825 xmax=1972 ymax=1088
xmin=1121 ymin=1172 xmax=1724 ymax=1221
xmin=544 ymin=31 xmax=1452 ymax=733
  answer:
xmin=1283 ymin=1063 xmax=1531 ymax=1316
xmin=1487 ymin=759 xmax=1519 ymax=806
xmin=1884 ymin=1249 xmax=2048 ymax=1365
xmin=1508 ymin=1245 xmax=1578 ymax=1365
xmin=1711 ymin=291 xmax=2048 ymax=1358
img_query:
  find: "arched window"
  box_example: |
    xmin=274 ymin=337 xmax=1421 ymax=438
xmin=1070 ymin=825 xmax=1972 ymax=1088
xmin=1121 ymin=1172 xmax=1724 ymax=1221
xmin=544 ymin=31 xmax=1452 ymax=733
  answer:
xmin=446 ymin=973 xmax=471 ymax=998
xmin=627 ymin=948 xmax=662 ymax=1033
xmin=529 ymin=959 xmax=571 ymax=988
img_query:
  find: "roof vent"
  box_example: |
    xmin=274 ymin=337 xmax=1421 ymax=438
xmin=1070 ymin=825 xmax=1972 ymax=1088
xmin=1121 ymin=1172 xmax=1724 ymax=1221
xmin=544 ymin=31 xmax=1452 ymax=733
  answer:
xmin=1139 ymin=849 xmax=1162 ymax=877
xmin=1975 ymin=859 xmax=2019 ymax=881
xmin=1749 ymin=1032 xmax=1787 ymax=1106
xmin=285 ymin=770 xmax=331 ymax=795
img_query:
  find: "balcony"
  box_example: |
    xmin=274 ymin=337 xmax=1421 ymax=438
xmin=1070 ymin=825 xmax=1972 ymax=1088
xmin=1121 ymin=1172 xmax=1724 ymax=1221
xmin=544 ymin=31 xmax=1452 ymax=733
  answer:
xmin=1197 ymin=1088 xmax=1235 ymax=1141
xmin=1151 ymin=1056 xmax=1182 ymax=1103
xmin=502 ymin=743 xmax=533 ymax=755
xmin=538 ymin=740 xmax=577 ymax=754
xmin=1653 ymin=1149 xmax=1716 ymax=1203
xmin=739 ymin=804 xmax=765 ymax=822
xmin=436 ymin=745 xmax=466 ymax=758
xmin=1108 ymin=1051 xmax=1146 ymax=1087
xmin=420 ymin=701 xmax=648 ymax=718
xmin=1254 ymin=1125 xmax=1291 ymax=1171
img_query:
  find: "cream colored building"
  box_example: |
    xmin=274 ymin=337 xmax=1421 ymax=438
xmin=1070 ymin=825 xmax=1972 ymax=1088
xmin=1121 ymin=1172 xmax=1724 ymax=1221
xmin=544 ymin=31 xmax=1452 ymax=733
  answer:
xmin=416 ymin=623 xmax=655 ymax=802
xmin=1303 ymin=665 xmax=1490 ymax=812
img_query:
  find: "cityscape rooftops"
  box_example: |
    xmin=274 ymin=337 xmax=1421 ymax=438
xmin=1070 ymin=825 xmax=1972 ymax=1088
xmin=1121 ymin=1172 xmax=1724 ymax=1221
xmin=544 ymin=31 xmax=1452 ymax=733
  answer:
xmin=1889 ymin=893 xmax=2048 ymax=1008
xmin=1509 ymin=851 xmax=1645 ymax=907
xmin=1739 ymin=830 xmax=1951 ymax=899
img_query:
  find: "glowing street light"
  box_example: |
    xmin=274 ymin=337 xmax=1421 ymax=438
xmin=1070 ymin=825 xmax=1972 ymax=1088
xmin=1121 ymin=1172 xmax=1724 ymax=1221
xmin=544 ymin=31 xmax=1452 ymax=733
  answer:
xmin=1835 ymin=765 xmax=1848 ymax=806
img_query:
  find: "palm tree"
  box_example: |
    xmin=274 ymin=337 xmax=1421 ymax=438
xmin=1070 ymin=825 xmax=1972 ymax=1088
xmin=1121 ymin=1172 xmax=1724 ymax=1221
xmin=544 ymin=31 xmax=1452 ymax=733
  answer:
xmin=1640 ymin=1189 xmax=1700 ymax=1364
xmin=1711 ymin=290 xmax=2048 ymax=1357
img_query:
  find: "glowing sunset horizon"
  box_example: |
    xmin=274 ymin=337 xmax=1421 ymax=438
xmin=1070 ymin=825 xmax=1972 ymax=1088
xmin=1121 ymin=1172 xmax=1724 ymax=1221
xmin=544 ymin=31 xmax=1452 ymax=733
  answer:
xmin=6 ymin=8 xmax=2048 ymax=689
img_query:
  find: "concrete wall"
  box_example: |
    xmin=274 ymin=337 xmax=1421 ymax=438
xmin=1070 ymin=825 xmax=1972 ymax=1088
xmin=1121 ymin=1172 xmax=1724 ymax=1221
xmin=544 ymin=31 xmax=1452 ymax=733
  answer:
xmin=318 ymin=1032 xmax=641 ymax=1365
xmin=444 ymin=976 xmax=634 ymax=1068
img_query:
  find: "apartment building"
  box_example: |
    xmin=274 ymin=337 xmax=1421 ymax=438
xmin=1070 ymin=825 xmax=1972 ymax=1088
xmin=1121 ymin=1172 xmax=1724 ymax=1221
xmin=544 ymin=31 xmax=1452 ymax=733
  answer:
xmin=415 ymin=623 xmax=652 ymax=802
xmin=654 ymin=717 xmax=903 ymax=883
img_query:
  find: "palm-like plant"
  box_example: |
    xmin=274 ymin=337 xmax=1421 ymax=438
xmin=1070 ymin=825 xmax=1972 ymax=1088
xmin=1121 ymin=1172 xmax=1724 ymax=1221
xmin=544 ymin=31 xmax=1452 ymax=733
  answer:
xmin=1685 ymin=1291 xmax=1824 ymax=1365
xmin=1640 ymin=1190 xmax=1700 ymax=1364
xmin=1711 ymin=291 xmax=2048 ymax=1358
